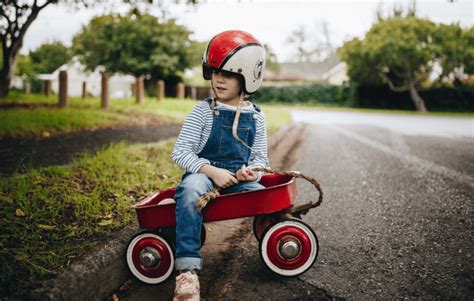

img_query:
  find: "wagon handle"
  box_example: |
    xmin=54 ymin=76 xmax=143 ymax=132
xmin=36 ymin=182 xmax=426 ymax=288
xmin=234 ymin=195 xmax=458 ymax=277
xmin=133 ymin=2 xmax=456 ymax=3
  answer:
xmin=196 ymin=167 xmax=323 ymax=212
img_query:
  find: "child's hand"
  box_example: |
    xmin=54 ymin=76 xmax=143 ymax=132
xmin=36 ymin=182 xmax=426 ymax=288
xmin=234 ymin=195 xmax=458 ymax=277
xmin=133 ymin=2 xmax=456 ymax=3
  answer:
xmin=211 ymin=168 xmax=239 ymax=188
xmin=200 ymin=165 xmax=238 ymax=188
xmin=236 ymin=166 xmax=257 ymax=182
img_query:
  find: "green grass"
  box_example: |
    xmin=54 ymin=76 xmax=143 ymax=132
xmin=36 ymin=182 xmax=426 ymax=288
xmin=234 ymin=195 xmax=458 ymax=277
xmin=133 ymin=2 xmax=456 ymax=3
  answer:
xmin=0 ymin=140 xmax=183 ymax=297
xmin=0 ymin=93 xmax=195 ymax=139
xmin=0 ymin=93 xmax=296 ymax=139
xmin=261 ymin=104 xmax=294 ymax=135
xmin=0 ymin=108 xmax=127 ymax=138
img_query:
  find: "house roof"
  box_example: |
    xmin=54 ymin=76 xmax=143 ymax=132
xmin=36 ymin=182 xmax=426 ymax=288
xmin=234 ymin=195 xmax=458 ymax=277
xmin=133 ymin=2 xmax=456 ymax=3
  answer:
xmin=37 ymin=56 xmax=135 ymax=83
xmin=264 ymin=52 xmax=340 ymax=82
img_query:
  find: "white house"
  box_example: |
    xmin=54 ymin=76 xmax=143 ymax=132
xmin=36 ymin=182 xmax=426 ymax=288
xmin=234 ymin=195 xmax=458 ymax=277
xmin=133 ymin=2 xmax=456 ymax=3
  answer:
xmin=322 ymin=62 xmax=348 ymax=85
xmin=37 ymin=56 xmax=136 ymax=98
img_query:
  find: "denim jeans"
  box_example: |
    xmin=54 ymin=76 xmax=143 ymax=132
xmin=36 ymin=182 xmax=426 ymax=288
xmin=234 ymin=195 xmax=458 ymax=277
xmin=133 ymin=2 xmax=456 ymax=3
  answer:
xmin=174 ymin=172 xmax=264 ymax=271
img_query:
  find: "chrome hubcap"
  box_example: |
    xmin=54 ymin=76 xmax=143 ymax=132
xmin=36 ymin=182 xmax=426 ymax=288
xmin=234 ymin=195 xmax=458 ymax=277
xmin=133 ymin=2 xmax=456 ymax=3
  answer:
xmin=279 ymin=239 xmax=301 ymax=260
xmin=140 ymin=247 xmax=161 ymax=268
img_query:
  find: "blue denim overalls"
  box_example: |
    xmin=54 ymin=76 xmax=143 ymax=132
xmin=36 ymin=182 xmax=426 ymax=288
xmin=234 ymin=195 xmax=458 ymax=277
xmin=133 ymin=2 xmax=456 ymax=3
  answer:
xmin=174 ymin=99 xmax=265 ymax=271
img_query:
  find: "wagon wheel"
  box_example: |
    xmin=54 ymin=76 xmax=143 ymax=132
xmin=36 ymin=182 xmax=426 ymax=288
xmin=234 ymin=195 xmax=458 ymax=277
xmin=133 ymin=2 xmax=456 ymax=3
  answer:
xmin=155 ymin=225 xmax=207 ymax=249
xmin=126 ymin=231 xmax=175 ymax=284
xmin=259 ymin=219 xmax=319 ymax=277
xmin=253 ymin=214 xmax=278 ymax=241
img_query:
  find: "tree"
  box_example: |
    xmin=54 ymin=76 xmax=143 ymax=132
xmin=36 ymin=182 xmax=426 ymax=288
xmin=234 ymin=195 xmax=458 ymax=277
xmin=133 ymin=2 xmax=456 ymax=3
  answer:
xmin=186 ymin=40 xmax=207 ymax=67
xmin=0 ymin=1 xmax=94 ymax=97
xmin=15 ymin=54 xmax=35 ymax=76
xmin=432 ymin=24 xmax=474 ymax=85
xmin=29 ymin=41 xmax=71 ymax=74
xmin=0 ymin=0 xmax=198 ymax=98
xmin=263 ymin=44 xmax=280 ymax=74
xmin=286 ymin=21 xmax=335 ymax=63
xmin=72 ymin=12 xmax=194 ymax=83
xmin=340 ymin=16 xmax=436 ymax=111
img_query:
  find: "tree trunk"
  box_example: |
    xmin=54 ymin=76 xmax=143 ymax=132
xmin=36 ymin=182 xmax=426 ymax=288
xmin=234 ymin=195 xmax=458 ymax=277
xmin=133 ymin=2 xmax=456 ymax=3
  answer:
xmin=0 ymin=2 xmax=52 ymax=98
xmin=0 ymin=54 xmax=16 ymax=98
xmin=135 ymin=76 xmax=144 ymax=104
xmin=44 ymin=80 xmax=51 ymax=96
xmin=101 ymin=73 xmax=109 ymax=110
xmin=156 ymin=80 xmax=165 ymax=101
xmin=0 ymin=75 xmax=11 ymax=98
xmin=82 ymin=82 xmax=87 ymax=98
xmin=58 ymin=70 xmax=68 ymax=108
xmin=176 ymin=82 xmax=185 ymax=99
xmin=408 ymin=83 xmax=427 ymax=112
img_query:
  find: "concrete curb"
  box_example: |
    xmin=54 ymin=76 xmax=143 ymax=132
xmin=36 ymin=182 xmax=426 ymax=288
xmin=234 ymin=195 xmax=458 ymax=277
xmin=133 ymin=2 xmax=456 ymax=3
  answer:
xmin=30 ymin=226 xmax=140 ymax=301
xmin=28 ymin=122 xmax=307 ymax=301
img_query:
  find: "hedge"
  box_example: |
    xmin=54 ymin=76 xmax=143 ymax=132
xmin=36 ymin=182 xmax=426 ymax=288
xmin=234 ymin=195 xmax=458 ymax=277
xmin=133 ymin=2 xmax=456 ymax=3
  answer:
xmin=251 ymin=83 xmax=474 ymax=112
xmin=252 ymin=83 xmax=350 ymax=106
xmin=353 ymin=84 xmax=474 ymax=112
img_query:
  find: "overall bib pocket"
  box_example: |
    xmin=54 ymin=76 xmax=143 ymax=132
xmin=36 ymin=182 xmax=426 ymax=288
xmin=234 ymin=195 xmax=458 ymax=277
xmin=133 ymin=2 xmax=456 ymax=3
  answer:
xmin=217 ymin=125 xmax=250 ymax=160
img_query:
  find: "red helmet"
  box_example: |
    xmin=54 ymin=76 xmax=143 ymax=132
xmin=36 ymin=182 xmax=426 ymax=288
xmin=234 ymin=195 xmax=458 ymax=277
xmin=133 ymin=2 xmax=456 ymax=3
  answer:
xmin=203 ymin=30 xmax=266 ymax=94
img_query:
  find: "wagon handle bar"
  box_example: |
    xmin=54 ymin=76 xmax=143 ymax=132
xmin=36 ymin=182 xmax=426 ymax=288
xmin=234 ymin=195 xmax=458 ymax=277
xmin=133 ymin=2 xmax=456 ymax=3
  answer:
xmin=197 ymin=167 xmax=323 ymax=212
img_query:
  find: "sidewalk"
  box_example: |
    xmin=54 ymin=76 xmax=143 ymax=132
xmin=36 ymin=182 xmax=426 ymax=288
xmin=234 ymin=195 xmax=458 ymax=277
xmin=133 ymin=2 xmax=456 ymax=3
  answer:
xmin=26 ymin=123 xmax=308 ymax=301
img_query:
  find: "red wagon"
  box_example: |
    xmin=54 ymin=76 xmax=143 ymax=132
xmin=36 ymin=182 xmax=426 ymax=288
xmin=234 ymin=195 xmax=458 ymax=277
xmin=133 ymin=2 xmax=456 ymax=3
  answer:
xmin=126 ymin=173 xmax=322 ymax=284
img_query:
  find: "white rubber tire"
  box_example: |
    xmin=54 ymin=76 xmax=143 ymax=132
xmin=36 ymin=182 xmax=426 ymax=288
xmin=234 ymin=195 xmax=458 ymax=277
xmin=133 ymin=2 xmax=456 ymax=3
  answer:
xmin=126 ymin=232 xmax=174 ymax=284
xmin=260 ymin=220 xmax=318 ymax=277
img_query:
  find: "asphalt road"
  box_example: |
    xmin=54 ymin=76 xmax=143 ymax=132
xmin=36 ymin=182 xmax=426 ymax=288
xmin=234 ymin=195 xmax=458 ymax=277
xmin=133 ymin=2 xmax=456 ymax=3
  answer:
xmin=291 ymin=111 xmax=474 ymax=299
xmin=118 ymin=111 xmax=473 ymax=300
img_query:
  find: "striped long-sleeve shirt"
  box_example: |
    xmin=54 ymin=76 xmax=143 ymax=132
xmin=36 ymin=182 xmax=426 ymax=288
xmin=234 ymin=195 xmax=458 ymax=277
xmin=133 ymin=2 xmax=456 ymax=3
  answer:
xmin=172 ymin=99 xmax=269 ymax=181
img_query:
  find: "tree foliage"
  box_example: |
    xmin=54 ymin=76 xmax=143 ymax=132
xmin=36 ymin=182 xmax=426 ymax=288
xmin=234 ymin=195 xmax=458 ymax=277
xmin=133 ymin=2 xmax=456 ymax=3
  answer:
xmin=340 ymin=15 xmax=473 ymax=111
xmin=0 ymin=0 xmax=103 ymax=97
xmin=72 ymin=12 xmax=194 ymax=79
xmin=432 ymin=24 xmax=474 ymax=84
xmin=29 ymin=41 xmax=71 ymax=74
xmin=286 ymin=22 xmax=335 ymax=63
xmin=0 ymin=0 xmax=198 ymax=97
xmin=264 ymin=43 xmax=280 ymax=74
xmin=15 ymin=54 xmax=35 ymax=76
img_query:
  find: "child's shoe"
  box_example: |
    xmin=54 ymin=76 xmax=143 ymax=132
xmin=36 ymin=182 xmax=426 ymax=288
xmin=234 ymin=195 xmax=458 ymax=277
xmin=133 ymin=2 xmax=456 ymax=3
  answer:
xmin=173 ymin=270 xmax=200 ymax=301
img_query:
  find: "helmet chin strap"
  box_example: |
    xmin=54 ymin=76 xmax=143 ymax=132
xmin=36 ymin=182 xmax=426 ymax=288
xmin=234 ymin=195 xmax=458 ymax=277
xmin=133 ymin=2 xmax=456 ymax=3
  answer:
xmin=210 ymin=82 xmax=254 ymax=153
xmin=210 ymin=83 xmax=218 ymax=111
xmin=231 ymin=91 xmax=254 ymax=152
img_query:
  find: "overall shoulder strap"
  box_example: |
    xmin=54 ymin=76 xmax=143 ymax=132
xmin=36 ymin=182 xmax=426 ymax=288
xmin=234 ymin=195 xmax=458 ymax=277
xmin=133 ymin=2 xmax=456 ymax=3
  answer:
xmin=205 ymin=97 xmax=217 ymax=111
xmin=251 ymin=102 xmax=261 ymax=112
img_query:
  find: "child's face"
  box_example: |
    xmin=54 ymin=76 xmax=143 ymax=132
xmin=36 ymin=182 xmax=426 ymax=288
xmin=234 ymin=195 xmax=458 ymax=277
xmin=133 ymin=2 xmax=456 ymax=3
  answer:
xmin=211 ymin=70 xmax=242 ymax=103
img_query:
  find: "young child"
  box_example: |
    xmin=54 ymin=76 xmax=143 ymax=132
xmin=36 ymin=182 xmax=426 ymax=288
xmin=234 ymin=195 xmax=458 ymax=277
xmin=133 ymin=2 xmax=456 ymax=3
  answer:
xmin=171 ymin=30 xmax=269 ymax=300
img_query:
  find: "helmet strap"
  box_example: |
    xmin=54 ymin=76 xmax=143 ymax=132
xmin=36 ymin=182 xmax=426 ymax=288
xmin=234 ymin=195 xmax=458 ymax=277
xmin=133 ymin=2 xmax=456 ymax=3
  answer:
xmin=210 ymin=83 xmax=218 ymax=111
xmin=231 ymin=91 xmax=254 ymax=152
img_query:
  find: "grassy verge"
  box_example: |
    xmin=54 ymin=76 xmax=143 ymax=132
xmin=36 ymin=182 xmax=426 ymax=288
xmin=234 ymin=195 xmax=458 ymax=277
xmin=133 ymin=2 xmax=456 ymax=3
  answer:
xmin=0 ymin=108 xmax=129 ymax=138
xmin=0 ymin=140 xmax=183 ymax=297
xmin=0 ymin=93 xmax=294 ymax=139
xmin=0 ymin=93 xmax=194 ymax=139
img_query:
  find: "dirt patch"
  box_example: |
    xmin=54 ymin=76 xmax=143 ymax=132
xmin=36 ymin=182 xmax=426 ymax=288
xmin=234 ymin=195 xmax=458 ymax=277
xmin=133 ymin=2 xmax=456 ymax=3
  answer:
xmin=268 ymin=123 xmax=310 ymax=170
xmin=0 ymin=123 xmax=182 ymax=175
xmin=0 ymin=103 xmax=59 ymax=110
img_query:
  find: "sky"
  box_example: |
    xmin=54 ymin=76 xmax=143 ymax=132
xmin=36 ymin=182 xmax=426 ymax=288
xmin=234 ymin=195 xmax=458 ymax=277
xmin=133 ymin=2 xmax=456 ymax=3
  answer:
xmin=22 ymin=0 xmax=473 ymax=62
